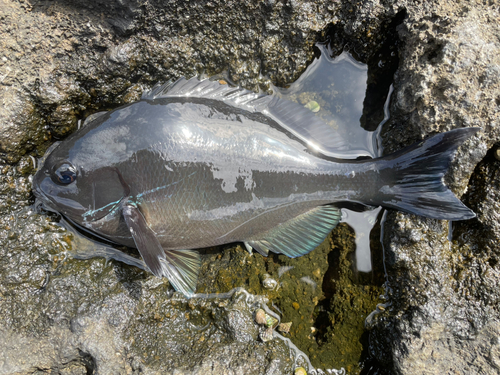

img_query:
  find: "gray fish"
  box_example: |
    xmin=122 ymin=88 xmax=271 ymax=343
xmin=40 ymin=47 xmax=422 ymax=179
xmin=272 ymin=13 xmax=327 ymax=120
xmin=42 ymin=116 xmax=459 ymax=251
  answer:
xmin=32 ymin=77 xmax=477 ymax=296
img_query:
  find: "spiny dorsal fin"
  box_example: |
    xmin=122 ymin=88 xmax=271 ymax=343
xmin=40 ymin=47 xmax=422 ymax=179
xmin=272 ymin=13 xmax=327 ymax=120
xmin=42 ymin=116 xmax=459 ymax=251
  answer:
xmin=263 ymin=97 xmax=349 ymax=157
xmin=142 ymin=77 xmax=348 ymax=157
xmin=141 ymin=77 xmax=272 ymax=112
xmin=246 ymin=205 xmax=341 ymax=258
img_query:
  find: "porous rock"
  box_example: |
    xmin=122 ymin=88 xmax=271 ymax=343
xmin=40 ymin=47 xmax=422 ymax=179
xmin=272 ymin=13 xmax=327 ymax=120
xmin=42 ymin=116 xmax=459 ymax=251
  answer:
xmin=368 ymin=2 xmax=500 ymax=375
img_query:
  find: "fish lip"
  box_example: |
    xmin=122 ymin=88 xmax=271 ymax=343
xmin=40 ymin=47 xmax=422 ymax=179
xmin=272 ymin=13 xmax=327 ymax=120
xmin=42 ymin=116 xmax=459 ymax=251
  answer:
xmin=33 ymin=172 xmax=88 ymax=217
xmin=32 ymin=144 xmax=60 ymax=213
xmin=32 ymin=178 xmax=62 ymax=215
xmin=33 ymin=189 xmax=60 ymax=215
xmin=32 ymin=175 xmax=47 ymax=205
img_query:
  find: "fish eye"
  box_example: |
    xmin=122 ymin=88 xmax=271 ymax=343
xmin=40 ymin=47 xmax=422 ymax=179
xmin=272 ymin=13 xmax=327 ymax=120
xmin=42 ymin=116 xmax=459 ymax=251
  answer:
xmin=51 ymin=162 xmax=77 ymax=185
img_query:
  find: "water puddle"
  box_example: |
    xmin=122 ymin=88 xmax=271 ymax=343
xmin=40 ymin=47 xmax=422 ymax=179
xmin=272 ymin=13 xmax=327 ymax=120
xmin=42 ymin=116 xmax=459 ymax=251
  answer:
xmin=276 ymin=42 xmax=391 ymax=277
xmin=273 ymin=45 xmax=381 ymax=158
xmin=265 ymin=42 xmax=395 ymax=373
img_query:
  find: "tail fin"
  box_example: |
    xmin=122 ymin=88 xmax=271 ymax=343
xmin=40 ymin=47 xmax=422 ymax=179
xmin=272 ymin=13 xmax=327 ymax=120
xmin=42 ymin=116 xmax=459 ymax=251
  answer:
xmin=373 ymin=127 xmax=479 ymax=220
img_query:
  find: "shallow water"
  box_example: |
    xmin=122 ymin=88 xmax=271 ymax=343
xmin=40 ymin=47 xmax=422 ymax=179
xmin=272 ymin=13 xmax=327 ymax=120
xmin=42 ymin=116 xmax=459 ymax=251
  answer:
xmin=273 ymin=44 xmax=382 ymax=158
xmin=276 ymin=43 xmax=391 ymax=276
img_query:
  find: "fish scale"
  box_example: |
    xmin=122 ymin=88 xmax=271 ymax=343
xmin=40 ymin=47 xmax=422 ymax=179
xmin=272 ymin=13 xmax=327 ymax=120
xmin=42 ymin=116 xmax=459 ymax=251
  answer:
xmin=123 ymin=145 xmax=356 ymax=250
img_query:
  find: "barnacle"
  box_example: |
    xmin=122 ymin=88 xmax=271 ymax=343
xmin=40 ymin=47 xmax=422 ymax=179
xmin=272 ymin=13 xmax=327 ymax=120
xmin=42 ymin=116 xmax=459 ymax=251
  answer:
xmin=254 ymin=308 xmax=267 ymax=325
xmin=277 ymin=321 xmax=292 ymax=333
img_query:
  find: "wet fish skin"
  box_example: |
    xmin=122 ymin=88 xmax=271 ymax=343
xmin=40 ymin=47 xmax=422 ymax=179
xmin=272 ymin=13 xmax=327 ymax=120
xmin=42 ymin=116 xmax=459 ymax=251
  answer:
xmin=34 ymin=98 xmax=353 ymax=249
xmin=32 ymin=77 xmax=477 ymax=296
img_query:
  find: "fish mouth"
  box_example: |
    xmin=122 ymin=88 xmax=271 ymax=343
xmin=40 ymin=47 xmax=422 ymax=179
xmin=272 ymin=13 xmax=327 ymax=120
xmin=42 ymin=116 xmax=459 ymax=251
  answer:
xmin=33 ymin=172 xmax=88 ymax=218
xmin=32 ymin=142 xmax=62 ymax=214
xmin=32 ymin=176 xmax=57 ymax=213
xmin=33 ymin=193 xmax=61 ymax=217
xmin=32 ymin=182 xmax=67 ymax=217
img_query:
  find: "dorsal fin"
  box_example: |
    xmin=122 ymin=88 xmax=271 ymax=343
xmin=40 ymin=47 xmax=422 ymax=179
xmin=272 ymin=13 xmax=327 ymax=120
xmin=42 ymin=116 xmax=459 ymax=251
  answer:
xmin=263 ymin=96 xmax=348 ymax=157
xmin=142 ymin=77 xmax=348 ymax=157
xmin=141 ymin=77 xmax=272 ymax=112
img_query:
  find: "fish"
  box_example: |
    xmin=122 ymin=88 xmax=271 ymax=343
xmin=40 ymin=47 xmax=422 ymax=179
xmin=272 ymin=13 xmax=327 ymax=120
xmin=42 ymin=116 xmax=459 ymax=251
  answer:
xmin=32 ymin=77 xmax=478 ymax=297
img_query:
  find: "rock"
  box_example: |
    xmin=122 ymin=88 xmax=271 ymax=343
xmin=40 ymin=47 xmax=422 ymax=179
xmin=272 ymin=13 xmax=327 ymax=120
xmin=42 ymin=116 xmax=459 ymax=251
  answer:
xmin=1 ymin=0 xmax=500 ymax=374
xmin=0 ymin=86 xmax=45 ymax=163
xmin=0 ymin=268 xmax=293 ymax=374
xmin=368 ymin=2 xmax=500 ymax=375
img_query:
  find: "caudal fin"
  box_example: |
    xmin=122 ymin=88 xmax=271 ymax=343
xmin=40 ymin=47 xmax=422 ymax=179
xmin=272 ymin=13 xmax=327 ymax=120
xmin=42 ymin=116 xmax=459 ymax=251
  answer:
xmin=373 ymin=128 xmax=479 ymax=220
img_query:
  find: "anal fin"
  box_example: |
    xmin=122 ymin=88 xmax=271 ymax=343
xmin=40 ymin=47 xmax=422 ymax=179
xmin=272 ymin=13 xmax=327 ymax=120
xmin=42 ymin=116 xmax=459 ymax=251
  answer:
xmin=123 ymin=204 xmax=201 ymax=297
xmin=245 ymin=205 xmax=341 ymax=258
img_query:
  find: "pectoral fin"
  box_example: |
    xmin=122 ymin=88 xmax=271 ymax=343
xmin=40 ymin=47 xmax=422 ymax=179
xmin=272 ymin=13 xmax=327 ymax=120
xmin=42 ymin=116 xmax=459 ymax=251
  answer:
xmin=122 ymin=204 xmax=201 ymax=297
xmin=246 ymin=205 xmax=341 ymax=258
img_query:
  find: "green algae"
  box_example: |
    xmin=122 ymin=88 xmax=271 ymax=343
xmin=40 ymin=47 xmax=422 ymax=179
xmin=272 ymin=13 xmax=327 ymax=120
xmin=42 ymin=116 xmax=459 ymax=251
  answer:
xmin=193 ymin=223 xmax=384 ymax=373
xmin=314 ymin=224 xmax=384 ymax=373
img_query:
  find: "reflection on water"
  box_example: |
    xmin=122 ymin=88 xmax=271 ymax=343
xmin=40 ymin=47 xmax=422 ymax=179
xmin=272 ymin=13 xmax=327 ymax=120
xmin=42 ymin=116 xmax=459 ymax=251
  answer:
xmin=276 ymin=43 xmax=392 ymax=276
xmin=342 ymin=207 xmax=383 ymax=273
xmin=273 ymin=44 xmax=377 ymax=158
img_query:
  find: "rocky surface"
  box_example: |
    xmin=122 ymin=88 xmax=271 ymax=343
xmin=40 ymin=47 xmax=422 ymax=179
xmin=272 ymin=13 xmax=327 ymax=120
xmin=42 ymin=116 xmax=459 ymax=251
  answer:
xmin=367 ymin=3 xmax=500 ymax=375
xmin=1 ymin=0 xmax=499 ymax=374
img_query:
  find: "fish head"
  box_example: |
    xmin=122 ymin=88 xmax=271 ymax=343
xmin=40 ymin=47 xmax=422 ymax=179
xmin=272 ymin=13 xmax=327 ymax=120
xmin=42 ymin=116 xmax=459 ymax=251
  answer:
xmin=33 ymin=131 xmax=128 ymax=227
xmin=33 ymin=148 xmax=85 ymax=219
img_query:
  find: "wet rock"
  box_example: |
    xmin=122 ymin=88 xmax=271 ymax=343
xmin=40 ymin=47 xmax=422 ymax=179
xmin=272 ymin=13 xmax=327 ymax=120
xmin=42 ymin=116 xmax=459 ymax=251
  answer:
xmin=1 ymin=0 xmax=500 ymax=374
xmin=367 ymin=2 xmax=500 ymax=375
xmin=0 ymin=258 xmax=294 ymax=374
xmin=0 ymin=87 xmax=46 ymax=163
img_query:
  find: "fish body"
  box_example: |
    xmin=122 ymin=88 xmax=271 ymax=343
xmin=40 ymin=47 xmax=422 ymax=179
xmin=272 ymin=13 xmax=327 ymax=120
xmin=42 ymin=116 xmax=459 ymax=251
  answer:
xmin=33 ymin=77 xmax=477 ymax=296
